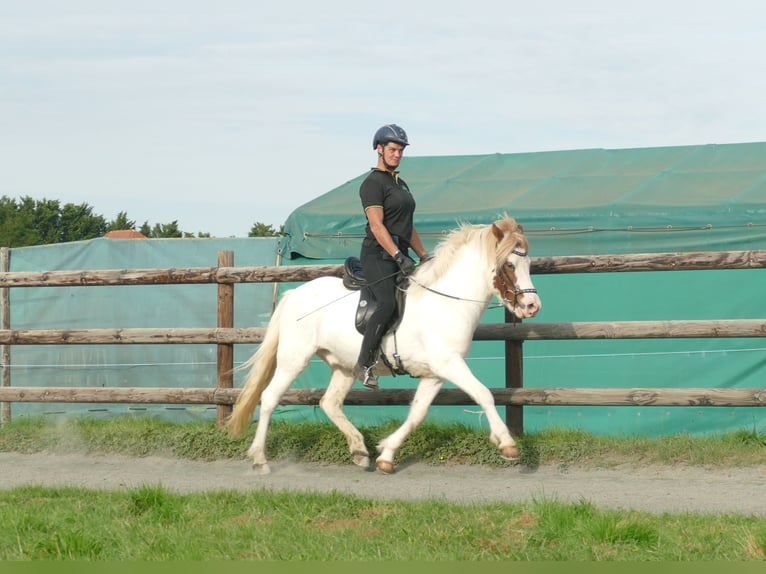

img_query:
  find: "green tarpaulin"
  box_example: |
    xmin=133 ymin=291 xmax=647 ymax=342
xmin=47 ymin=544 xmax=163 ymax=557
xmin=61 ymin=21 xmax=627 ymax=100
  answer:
xmin=8 ymin=237 xmax=280 ymax=421
xmin=284 ymin=141 xmax=766 ymax=259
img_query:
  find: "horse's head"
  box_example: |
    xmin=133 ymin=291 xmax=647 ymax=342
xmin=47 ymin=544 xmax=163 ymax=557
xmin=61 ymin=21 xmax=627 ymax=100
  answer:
xmin=491 ymin=218 xmax=542 ymax=319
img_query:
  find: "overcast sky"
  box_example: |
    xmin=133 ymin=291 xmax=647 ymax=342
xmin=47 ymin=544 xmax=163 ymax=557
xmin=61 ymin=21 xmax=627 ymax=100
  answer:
xmin=2 ymin=1 xmax=765 ymax=237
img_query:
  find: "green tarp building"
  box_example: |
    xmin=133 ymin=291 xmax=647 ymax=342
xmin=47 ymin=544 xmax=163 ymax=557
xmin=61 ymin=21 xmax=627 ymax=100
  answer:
xmin=284 ymin=141 xmax=766 ymax=259
xmin=282 ymin=141 xmax=766 ymax=436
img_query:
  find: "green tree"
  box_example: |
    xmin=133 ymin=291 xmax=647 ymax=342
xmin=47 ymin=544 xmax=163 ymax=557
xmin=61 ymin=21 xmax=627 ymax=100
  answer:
xmin=248 ymin=222 xmax=284 ymax=237
xmin=0 ymin=195 xmax=107 ymax=247
xmin=106 ymin=211 xmax=137 ymax=232
xmin=0 ymin=195 xmax=215 ymax=245
xmin=0 ymin=196 xmax=37 ymax=246
xmin=141 ymin=220 xmax=184 ymax=238
xmin=58 ymin=203 xmax=107 ymax=242
xmin=19 ymin=196 xmax=60 ymax=244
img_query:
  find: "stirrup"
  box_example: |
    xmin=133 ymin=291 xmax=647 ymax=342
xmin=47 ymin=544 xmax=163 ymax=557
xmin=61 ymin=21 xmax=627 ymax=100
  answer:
xmin=361 ymin=370 xmax=378 ymax=390
xmin=353 ymin=362 xmax=379 ymax=390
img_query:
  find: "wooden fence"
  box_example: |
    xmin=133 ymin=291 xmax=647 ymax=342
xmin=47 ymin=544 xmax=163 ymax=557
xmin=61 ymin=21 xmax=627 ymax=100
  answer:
xmin=1 ymin=248 xmax=766 ymax=434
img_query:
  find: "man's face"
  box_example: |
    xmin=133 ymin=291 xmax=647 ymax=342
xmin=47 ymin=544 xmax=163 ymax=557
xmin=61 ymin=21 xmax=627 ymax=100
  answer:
xmin=379 ymin=142 xmax=405 ymax=167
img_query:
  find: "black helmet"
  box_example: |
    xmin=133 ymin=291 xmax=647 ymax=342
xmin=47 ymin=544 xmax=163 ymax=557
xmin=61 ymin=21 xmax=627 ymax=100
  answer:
xmin=373 ymin=124 xmax=409 ymax=149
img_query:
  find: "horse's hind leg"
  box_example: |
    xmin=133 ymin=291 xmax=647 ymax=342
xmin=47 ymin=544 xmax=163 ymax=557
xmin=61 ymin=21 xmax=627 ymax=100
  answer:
xmin=376 ymin=377 xmax=443 ymax=474
xmin=319 ymin=366 xmax=369 ymax=469
xmin=246 ymin=363 xmax=308 ymax=475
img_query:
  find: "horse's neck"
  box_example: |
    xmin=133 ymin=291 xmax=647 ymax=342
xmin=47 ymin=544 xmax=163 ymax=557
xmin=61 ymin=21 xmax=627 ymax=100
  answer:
xmin=426 ymin=242 xmax=494 ymax=310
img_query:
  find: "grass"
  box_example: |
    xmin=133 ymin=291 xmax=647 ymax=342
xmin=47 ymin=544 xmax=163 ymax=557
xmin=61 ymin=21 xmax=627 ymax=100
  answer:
xmin=1 ymin=417 xmax=766 ymax=560
xmin=1 ymin=416 xmax=765 ymax=469
xmin=1 ymin=483 xmax=766 ymax=560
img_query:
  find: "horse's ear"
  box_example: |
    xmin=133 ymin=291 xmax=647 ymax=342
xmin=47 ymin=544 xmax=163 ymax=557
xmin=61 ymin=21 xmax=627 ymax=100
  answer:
xmin=491 ymin=222 xmax=504 ymax=241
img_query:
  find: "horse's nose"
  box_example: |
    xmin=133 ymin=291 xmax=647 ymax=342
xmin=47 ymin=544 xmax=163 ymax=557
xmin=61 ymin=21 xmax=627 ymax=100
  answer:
xmin=524 ymin=298 xmax=541 ymax=317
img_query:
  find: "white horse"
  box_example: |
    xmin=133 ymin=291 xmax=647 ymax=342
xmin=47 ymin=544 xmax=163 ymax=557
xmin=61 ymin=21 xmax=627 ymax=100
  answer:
xmin=227 ymin=216 xmax=542 ymax=474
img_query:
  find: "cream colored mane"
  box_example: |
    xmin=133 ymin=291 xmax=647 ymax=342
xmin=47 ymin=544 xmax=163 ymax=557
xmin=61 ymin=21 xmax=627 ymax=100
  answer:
xmin=412 ymin=216 xmax=527 ymax=288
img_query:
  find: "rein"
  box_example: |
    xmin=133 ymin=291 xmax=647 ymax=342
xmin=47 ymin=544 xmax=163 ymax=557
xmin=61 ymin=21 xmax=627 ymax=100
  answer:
xmin=402 ymin=278 xmax=486 ymax=304
xmin=297 ymin=270 xmax=402 ymax=321
xmin=406 ymin=248 xmax=537 ymax=309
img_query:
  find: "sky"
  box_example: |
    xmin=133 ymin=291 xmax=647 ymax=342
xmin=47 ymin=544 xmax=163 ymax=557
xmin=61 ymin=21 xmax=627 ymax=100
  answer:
xmin=2 ymin=0 xmax=766 ymax=237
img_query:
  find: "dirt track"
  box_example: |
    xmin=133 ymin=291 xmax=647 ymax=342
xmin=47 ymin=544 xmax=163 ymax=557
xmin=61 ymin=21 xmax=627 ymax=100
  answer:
xmin=2 ymin=452 xmax=765 ymax=516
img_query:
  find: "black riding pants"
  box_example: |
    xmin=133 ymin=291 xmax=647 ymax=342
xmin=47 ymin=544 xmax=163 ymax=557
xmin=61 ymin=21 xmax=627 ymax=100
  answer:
xmin=357 ymin=245 xmax=400 ymax=366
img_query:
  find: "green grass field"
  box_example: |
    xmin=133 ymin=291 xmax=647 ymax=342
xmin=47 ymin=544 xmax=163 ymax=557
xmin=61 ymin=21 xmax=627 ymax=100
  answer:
xmin=1 ymin=483 xmax=765 ymax=560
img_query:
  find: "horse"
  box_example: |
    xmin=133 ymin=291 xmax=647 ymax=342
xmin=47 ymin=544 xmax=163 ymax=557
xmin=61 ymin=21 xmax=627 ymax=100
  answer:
xmin=226 ymin=216 xmax=542 ymax=474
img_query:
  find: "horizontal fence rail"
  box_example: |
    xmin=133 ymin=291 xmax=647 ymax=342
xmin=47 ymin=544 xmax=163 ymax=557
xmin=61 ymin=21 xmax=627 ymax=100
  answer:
xmin=0 ymin=328 xmax=267 ymax=345
xmin=0 ymin=249 xmax=765 ymax=288
xmin=0 ymin=265 xmax=344 ymax=287
xmin=531 ymin=249 xmax=766 ymax=274
xmin=474 ymin=320 xmax=766 ymax=340
xmin=2 ymin=320 xmax=766 ymax=345
xmin=1 ymin=387 xmax=764 ymax=407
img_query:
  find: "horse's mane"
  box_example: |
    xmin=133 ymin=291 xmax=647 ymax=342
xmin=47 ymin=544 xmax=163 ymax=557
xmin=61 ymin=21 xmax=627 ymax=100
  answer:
xmin=412 ymin=216 xmax=527 ymax=288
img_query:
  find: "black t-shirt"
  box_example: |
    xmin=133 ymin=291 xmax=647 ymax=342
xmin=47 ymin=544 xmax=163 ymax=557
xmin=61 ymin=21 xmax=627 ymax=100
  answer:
xmin=359 ymin=168 xmax=416 ymax=250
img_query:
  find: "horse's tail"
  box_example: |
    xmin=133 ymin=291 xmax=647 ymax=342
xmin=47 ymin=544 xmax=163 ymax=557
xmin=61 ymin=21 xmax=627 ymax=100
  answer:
xmin=225 ymin=291 xmax=292 ymax=437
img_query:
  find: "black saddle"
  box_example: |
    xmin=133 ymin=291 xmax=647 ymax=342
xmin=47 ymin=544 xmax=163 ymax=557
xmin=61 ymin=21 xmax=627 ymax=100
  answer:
xmin=343 ymin=256 xmax=406 ymax=336
xmin=342 ymin=256 xmax=367 ymax=291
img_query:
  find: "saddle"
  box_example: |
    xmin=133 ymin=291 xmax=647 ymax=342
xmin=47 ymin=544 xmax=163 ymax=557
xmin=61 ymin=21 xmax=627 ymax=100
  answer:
xmin=343 ymin=256 xmax=409 ymax=375
xmin=343 ymin=256 xmax=407 ymax=335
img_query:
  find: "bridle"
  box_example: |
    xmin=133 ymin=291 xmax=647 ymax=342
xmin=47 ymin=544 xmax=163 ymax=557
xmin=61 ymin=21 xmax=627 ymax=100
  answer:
xmin=493 ymin=248 xmax=538 ymax=309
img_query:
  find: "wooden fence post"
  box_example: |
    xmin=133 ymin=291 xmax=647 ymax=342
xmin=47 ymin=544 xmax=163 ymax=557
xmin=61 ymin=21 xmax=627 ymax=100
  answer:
xmin=504 ymin=308 xmax=523 ymax=436
xmin=1 ymin=247 xmax=9 ymax=425
xmin=216 ymin=251 xmax=234 ymax=426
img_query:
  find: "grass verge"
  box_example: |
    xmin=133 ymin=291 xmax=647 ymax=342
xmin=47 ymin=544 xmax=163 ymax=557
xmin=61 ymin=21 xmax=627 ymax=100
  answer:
xmin=0 ymin=416 xmax=765 ymax=469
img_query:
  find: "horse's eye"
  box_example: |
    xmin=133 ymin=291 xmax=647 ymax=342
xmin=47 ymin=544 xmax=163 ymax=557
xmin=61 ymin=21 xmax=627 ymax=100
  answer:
xmin=506 ymin=262 xmax=515 ymax=270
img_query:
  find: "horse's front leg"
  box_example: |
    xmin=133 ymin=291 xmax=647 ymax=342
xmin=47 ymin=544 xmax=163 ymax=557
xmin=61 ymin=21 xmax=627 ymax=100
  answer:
xmin=319 ymin=366 xmax=370 ymax=469
xmin=376 ymin=377 xmax=443 ymax=474
xmin=435 ymin=358 xmax=520 ymax=461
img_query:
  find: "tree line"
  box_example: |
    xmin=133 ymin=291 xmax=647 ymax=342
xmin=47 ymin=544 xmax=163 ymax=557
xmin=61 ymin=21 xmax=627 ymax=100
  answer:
xmin=0 ymin=196 xmax=284 ymax=247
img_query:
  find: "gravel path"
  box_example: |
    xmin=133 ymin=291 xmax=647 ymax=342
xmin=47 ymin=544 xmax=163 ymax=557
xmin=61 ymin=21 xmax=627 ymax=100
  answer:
xmin=2 ymin=452 xmax=765 ymax=516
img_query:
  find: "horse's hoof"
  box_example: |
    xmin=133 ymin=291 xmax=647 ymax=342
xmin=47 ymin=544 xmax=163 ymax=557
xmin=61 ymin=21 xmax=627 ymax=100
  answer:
xmin=352 ymin=451 xmax=370 ymax=468
xmin=376 ymin=460 xmax=395 ymax=474
xmin=252 ymin=462 xmax=271 ymax=475
xmin=500 ymin=445 xmax=520 ymax=460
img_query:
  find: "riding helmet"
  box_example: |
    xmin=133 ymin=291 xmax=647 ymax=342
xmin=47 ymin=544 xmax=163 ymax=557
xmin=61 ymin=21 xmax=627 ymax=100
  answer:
xmin=373 ymin=124 xmax=409 ymax=149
